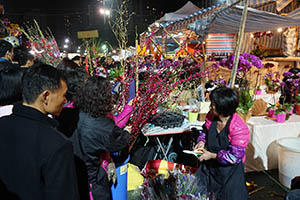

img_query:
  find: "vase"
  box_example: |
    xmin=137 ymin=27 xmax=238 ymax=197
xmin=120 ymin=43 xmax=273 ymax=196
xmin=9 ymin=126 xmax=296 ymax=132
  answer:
xmin=188 ymin=112 xmax=198 ymax=123
xmin=255 ymin=89 xmax=262 ymax=95
xmin=238 ymin=111 xmax=252 ymax=122
xmin=268 ymin=109 xmax=276 ymax=118
xmin=295 ymin=104 xmax=300 ymax=115
xmin=276 ymin=113 xmax=286 ymax=123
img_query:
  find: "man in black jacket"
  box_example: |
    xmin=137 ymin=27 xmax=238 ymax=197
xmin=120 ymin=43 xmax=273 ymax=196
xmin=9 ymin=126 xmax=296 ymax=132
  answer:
xmin=0 ymin=64 xmax=79 ymax=199
xmin=0 ymin=39 xmax=19 ymax=69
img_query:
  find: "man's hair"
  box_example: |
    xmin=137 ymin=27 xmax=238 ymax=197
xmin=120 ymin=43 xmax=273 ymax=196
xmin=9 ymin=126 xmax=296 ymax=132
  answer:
xmin=210 ymin=87 xmax=239 ymax=117
xmin=22 ymin=64 xmax=66 ymax=104
xmin=0 ymin=67 xmax=25 ymax=106
xmin=0 ymin=40 xmax=13 ymax=57
xmin=13 ymin=48 xmax=34 ymax=66
xmin=74 ymin=76 xmax=112 ymax=117
xmin=71 ymin=55 xmax=81 ymax=61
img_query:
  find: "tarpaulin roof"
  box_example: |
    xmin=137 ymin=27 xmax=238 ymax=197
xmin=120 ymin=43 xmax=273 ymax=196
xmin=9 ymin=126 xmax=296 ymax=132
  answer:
xmin=154 ymin=4 xmax=224 ymax=34
xmin=156 ymin=1 xmax=201 ymax=22
xmin=188 ymin=5 xmax=300 ymax=36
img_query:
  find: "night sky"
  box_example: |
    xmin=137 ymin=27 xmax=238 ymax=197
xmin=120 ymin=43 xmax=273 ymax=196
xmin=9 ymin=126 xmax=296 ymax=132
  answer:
xmin=4 ymin=0 xmax=196 ymax=13
xmin=2 ymin=0 xmax=201 ymax=47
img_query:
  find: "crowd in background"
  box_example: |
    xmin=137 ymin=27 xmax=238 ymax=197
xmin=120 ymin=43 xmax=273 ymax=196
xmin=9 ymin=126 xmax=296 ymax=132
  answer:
xmin=0 ymin=39 xmax=134 ymax=200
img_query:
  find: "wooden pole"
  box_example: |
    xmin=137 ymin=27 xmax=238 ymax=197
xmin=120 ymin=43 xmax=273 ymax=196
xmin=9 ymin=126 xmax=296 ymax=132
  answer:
xmin=162 ymin=27 xmax=201 ymax=64
xmin=230 ymin=0 xmax=249 ymax=88
xmin=149 ymin=37 xmax=166 ymax=58
xmin=135 ymin=39 xmax=139 ymax=93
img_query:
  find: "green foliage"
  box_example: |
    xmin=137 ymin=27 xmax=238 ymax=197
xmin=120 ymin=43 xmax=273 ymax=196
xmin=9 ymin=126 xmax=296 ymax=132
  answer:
xmin=108 ymin=67 xmax=123 ymax=80
xmin=275 ymin=104 xmax=292 ymax=120
xmin=266 ymin=103 xmax=275 ymax=112
xmin=296 ymin=95 xmax=300 ymax=105
xmin=237 ymin=90 xmax=254 ymax=114
xmin=250 ymin=47 xmax=268 ymax=58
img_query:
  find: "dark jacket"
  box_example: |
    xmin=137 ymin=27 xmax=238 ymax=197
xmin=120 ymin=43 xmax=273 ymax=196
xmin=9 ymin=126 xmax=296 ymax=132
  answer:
xmin=71 ymin=111 xmax=130 ymax=200
xmin=0 ymin=104 xmax=79 ymax=200
xmin=0 ymin=59 xmax=19 ymax=70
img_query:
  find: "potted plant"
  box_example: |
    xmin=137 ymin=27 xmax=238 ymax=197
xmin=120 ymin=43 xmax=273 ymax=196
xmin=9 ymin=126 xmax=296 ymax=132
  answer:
xmin=275 ymin=105 xmax=287 ymax=123
xmin=237 ymin=90 xmax=254 ymax=122
xmin=263 ymin=71 xmax=280 ymax=94
xmin=255 ymin=86 xmax=262 ymax=95
xmin=283 ymin=103 xmax=293 ymax=115
xmin=295 ymin=95 xmax=300 ymax=115
xmin=266 ymin=103 xmax=276 ymax=118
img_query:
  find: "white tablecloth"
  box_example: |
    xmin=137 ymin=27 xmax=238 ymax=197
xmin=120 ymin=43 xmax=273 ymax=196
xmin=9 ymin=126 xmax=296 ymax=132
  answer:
xmin=245 ymin=114 xmax=300 ymax=172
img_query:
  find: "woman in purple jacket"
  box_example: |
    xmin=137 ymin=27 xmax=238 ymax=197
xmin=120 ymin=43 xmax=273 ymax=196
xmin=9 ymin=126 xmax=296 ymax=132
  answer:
xmin=194 ymin=87 xmax=249 ymax=200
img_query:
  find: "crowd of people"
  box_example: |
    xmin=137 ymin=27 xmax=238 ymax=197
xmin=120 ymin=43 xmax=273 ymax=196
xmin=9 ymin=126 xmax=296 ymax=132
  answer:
xmin=0 ymin=36 xmax=253 ymax=200
xmin=0 ymin=39 xmax=134 ymax=200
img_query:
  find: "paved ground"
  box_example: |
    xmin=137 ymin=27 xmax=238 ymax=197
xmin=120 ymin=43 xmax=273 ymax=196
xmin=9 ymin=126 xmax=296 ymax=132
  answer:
xmin=246 ymin=169 xmax=288 ymax=200
xmin=128 ymin=169 xmax=290 ymax=199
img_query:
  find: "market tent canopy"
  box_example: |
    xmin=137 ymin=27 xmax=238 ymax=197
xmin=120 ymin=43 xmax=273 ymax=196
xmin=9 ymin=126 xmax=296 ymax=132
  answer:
xmin=188 ymin=5 xmax=300 ymax=35
xmin=154 ymin=1 xmax=200 ymax=23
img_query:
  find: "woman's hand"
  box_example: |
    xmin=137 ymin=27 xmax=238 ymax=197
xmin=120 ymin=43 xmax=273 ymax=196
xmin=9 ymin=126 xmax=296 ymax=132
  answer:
xmin=198 ymin=149 xmax=217 ymax=162
xmin=124 ymin=126 xmax=132 ymax=133
xmin=194 ymin=141 xmax=205 ymax=151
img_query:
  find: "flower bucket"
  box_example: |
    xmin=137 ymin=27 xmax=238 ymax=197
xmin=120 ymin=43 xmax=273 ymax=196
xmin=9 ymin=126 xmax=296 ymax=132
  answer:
xmin=295 ymin=104 xmax=300 ymax=115
xmin=111 ymin=155 xmax=130 ymax=200
xmin=268 ymin=109 xmax=275 ymax=118
xmin=255 ymin=89 xmax=262 ymax=95
xmin=276 ymin=113 xmax=286 ymax=123
xmin=188 ymin=112 xmax=198 ymax=123
xmin=277 ymin=137 xmax=300 ymax=188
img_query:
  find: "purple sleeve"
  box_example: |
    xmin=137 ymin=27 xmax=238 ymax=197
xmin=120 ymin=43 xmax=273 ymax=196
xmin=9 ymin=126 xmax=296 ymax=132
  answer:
xmin=196 ymin=130 xmax=206 ymax=143
xmin=216 ymin=145 xmax=245 ymax=165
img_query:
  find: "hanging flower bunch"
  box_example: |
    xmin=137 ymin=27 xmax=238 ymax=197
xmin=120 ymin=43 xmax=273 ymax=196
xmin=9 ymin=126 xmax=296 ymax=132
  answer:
xmin=251 ymin=31 xmax=273 ymax=58
xmin=21 ymin=20 xmax=61 ymax=67
xmin=0 ymin=18 xmax=22 ymax=39
xmin=115 ymin=57 xmax=215 ymax=144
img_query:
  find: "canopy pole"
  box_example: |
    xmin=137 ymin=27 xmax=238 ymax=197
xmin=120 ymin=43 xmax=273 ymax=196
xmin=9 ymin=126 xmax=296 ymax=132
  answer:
xmin=230 ymin=0 xmax=249 ymax=88
xmin=149 ymin=37 xmax=166 ymax=59
xmin=162 ymin=27 xmax=201 ymax=64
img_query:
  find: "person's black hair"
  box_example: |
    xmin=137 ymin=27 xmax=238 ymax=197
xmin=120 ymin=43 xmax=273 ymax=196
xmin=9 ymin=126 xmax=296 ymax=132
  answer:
xmin=288 ymin=67 xmax=300 ymax=74
xmin=99 ymin=56 xmax=106 ymax=64
xmin=74 ymin=76 xmax=112 ymax=117
xmin=205 ymin=80 xmax=215 ymax=89
xmin=13 ymin=48 xmax=34 ymax=66
xmin=0 ymin=39 xmax=13 ymax=57
xmin=22 ymin=64 xmax=66 ymax=104
xmin=57 ymin=60 xmax=87 ymax=101
xmin=210 ymin=87 xmax=239 ymax=117
xmin=0 ymin=67 xmax=25 ymax=106
xmin=71 ymin=55 xmax=81 ymax=61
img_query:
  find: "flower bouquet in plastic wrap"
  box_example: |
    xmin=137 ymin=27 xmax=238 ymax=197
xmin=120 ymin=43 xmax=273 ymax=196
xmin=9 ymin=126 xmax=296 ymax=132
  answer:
xmin=21 ymin=20 xmax=61 ymax=67
xmin=129 ymin=160 xmax=206 ymax=200
xmin=136 ymin=169 xmax=206 ymax=200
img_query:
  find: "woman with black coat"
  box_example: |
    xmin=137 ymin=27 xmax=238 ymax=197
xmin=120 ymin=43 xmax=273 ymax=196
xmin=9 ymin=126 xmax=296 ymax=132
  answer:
xmin=72 ymin=76 xmax=131 ymax=200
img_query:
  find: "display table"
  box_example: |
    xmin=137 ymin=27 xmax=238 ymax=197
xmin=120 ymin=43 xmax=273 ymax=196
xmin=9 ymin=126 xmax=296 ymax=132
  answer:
xmin=265 ymin=57 xmax=300 ymax=69
xmin=245 ymin=114 xmax=300 ymax=172
xmin=253 ymin=86 xmax=281 ymax=106
xmin=142 ymin=120 xmax=204 ymax=160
